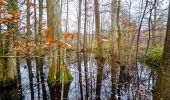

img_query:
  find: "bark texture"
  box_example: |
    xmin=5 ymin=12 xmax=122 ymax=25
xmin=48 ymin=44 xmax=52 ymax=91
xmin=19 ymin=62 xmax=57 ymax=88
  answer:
xmin=46 ymin=0 xmax=62 ymax=79
xmin=153 ymin=2 xmax=170 ymax=99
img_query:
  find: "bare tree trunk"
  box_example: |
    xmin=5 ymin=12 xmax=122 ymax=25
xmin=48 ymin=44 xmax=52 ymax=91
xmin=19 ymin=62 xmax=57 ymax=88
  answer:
xmin=152 ymin=0 xmax=157 ymax=46
xmin=110 ymin=1 xmax=118 ymax=99
xmin=117 ymin=0 xmax=121 ymax=60
xmin=83 ymin=0 xmax=87 ymax=51
xmin=65 ymin=0 xmax=69 ymax=32
xmin=135 ymin=0 xmax=148 ymax=98
xmin=38 ymin=0 xmax=43 ymax=37
xmin=83 ymin=1 xmax=89 ymax=98
xmin=77 ymin=0 xmax=83 ymax=99
xmin=26 ymin=0 xmax=34 ymax=99
xmin=96 ymin=59 xmax=104 ymax=100
xmin=111 ymin=0 xmax=118 ymax=56
xmin=94 ymin=0 xmax=103 ymax=58
xmin=83 ymin=52 xmax=89 ymax=99
xmin=46 ymin=0 xmax=61 ymax=80
xmin=0 ymin=0 xmax=18 ymax=88
xmin=153 ymin=2 xmax=170 ymax=99
xmin=26 ymin=58 xmax=34 ymax=99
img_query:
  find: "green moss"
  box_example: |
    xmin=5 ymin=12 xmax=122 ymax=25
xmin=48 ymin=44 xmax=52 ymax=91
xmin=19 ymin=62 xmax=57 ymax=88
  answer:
xmin=47 ymin=77 xmax=57 ymax=85
xmin=145 ymin=47 xmax=163 ymax=68
xmin=56 ymin=70 xmax=72 ymax=83
xmin=48 ymin=66 xmax=72 ymax=85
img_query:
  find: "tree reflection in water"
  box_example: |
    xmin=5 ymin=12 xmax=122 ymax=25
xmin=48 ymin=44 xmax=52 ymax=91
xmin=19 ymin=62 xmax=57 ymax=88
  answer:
xmin=0 ymin=52 xmax=154 ymax=100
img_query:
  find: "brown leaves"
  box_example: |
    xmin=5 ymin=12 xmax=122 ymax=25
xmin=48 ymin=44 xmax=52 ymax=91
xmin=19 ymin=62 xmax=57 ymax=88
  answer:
xmin=43 ymin=28 xmax=71 ymax=48
xmin=0 ymin=10 xmax=20 ymax=23
xmin=58 ymin=41 xmax=65 ymax=48
xmin=44 ymin=27 xmax=51 ymax=38
xmin=40 ymin=20 xmax=45 ymax=26
xmin=46 ymin=38 xmax=56 ymax=45
xmin=0 ymin=1 xmax=20 ymax=23
xmin=44 ymin=28 xmax=57 ymax=46
xmin=9 ymin=41 xmax=27 ymax=56
xmin=9 ymin=10 xmax=21 ymax=22
xmin=0 ymin=13 xmax=12 ymax=23
xmin=0 ymin=0 xmax=8 ymax=7
xmin=64 ymin=32 xmax=72 ymax=39
xmin=1 ymin=32 xmax=12 ymax=38
xmin=64 ymin=32 xmax=78 ymax=39
xmin=27 ymin=2 xmax=37 ymax=8
xmin=3 ymin=13 xmax=13 ymax=19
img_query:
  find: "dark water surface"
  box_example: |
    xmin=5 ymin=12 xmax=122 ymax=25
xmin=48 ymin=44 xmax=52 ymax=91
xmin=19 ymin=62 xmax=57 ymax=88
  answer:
xmin=0 ymin=52 xmax=155 ymax=100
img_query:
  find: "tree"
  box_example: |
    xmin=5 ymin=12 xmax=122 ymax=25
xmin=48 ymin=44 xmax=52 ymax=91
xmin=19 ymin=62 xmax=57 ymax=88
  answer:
xmin=94 ymin=0 xmax=103 ymax=58
xmin=111 ymin=0 xmax=118 ymax=55
xmin=153 ymin=1 xmax=170 ymax=99
xmin=0 ymin=0 xmax=18 ymax=87
xmin=77 ymin=0 xmax=83 ymax=99
xmin=83 ymin=0 xmax=87 ymax=51
xmin=46 ymin=0 xmax=71 ymax=84
xmin=46 ymin=0 xmax=62 ymax=80
xmin=110 ymin=0 xmax=119 ymax=99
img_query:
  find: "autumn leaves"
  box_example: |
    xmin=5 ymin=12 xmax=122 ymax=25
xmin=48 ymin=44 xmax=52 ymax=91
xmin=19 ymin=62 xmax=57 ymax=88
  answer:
xmin=0 ymin=0 xmax=71 ymax=57
xmin=44 ymin=27 xmax=71 ymax=48
xmin=0 ymin=0 xmax=8 ymax=7
xmin=0 ymin=0 xmax=20 ymax=23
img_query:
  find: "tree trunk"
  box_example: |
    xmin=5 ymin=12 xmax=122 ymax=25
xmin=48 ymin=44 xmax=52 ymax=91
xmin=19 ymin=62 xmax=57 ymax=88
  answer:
xmin=38 ymin=0 xmax=43 ymax=37
xmin=94 ymin=0 xmax=103 ymax=58
xmin=153 ymin=2 xmax=170 ymax=99
xmin=152 ymin=0 xmax=157 ymax=46
xmin=46 ymin=0 xmax=62 ymax=80
xmin=46 ymin=0 xmax=72 ymax=84
xmin=111 ymin=0 xmax=118 ymax=55
xmin=65 ymin=0 xmax=69 ymax=32
xmin=0 ymin=0 xmax=18 ymax=87
xmin=77 ymin=0 xmax=83 ymax=99
xmin=117 ymin=0 xmax=121 ymax=59
xmin=83 ymin=0 xmax=87 ymax=51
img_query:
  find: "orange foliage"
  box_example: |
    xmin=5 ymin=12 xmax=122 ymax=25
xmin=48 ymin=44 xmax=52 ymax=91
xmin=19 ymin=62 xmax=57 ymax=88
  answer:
xmin=0 ymin=1 xmax=20 ymax=23
xmin=0 ymin=18 xmax=6 ymax=23
xmin=13 ymin=41 xmax=21 ymax=47
xmin=1 ymin=32 xmax=12 ymax=38
xmin=46 ymin=38 xmax=56 ymax=45
xmin=0 ymin=10 xmax=20 ymax=23
xmin=0 ymin=0 xmax=8 ymax=7
xmin=44 ymin=28 xmax=56 ymax=45
xmin=64 ymin=32 xmax=72 ymax=38
xmin=3 ymin=13 xmax=13 ymax=19
xmin=9 ymin=10 xmax=20 ymax=15
xmin=44 ymin=27 xmax=51 ymax=38
xmin=64 ymin=32 xmax=78 ymax=39
xmin=43 ymin=28 xmax=70 ymax=48
xmin=58 ymin=41 xmax=65 ymax=48
xmin=27 ymin=2 xmax=37 ymax=8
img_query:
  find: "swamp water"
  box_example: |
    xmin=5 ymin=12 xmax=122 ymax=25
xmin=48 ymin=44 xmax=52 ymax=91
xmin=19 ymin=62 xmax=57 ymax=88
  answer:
xmin=0 ymin=52 xmax=155 ymax=100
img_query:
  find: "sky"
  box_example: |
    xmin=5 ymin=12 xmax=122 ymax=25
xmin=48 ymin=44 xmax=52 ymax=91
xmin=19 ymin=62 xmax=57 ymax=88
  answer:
xmin=17 ymin=0 xmax=169 ymax=34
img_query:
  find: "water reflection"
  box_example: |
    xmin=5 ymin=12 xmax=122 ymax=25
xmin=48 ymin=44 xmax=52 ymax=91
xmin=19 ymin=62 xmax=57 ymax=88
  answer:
xmin=0 ymin=52 xmax=155 ymax=100
xmin=0 ymin=86 xmax=19 ymax=100
xmin=20 ymin=57 xmax=50 ymax=100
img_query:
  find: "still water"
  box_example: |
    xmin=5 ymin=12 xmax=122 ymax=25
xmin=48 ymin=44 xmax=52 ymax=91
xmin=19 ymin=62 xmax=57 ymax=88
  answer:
xmin=0 ymin=52 xmax=155 ymax=100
